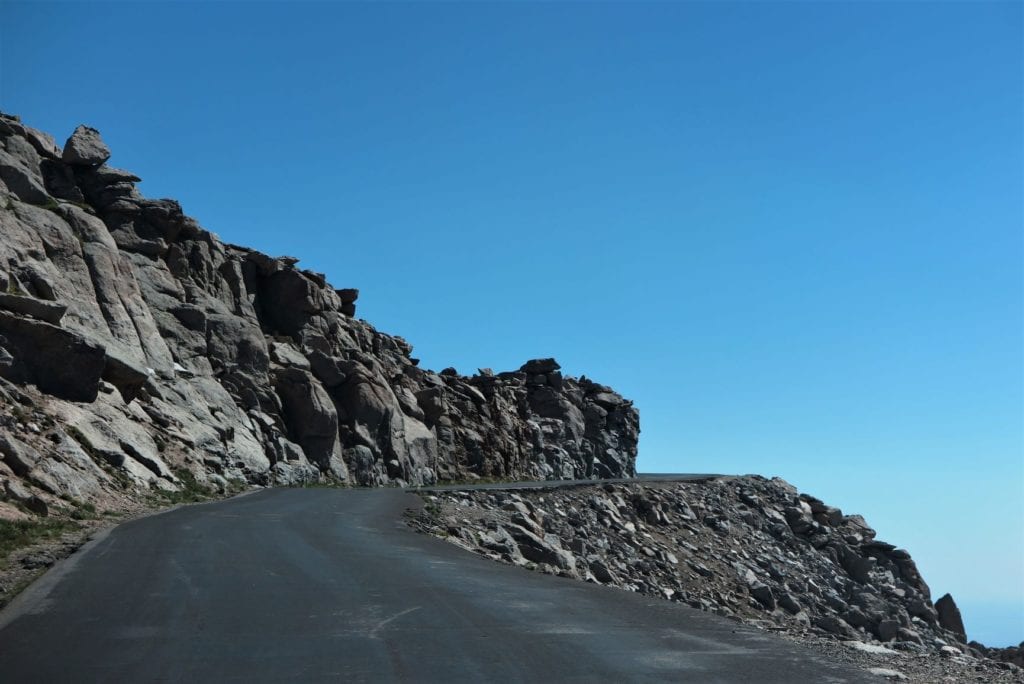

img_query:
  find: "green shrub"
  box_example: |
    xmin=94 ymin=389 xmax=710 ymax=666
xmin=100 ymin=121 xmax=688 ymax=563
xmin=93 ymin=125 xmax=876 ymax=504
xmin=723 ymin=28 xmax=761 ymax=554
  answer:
xmin=0 ymin=518 xmax=79 ymax=567
xmin=69 ymin=501 xmax=97 ymax=520
xmin=65 ymin=426 xmax=94 ymax=454
xmin=156 ymin=469 xmax=214 ymax=505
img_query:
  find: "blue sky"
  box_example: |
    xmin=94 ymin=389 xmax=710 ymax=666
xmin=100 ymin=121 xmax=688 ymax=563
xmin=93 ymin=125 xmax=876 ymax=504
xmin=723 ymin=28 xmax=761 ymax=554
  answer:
xmin=2 ymin=1 xmax=1021 ymax=645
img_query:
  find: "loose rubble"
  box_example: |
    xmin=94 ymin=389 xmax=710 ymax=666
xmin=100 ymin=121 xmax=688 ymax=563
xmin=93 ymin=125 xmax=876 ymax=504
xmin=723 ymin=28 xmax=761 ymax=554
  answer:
xmin=412 ymin=477 xmax=1023 ymax=683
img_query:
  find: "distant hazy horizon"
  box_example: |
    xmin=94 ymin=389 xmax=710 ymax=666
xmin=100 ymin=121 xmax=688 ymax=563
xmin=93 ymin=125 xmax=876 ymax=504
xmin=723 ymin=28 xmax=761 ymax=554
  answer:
xmin=2 ymin=1 xmax=1020 ymax=645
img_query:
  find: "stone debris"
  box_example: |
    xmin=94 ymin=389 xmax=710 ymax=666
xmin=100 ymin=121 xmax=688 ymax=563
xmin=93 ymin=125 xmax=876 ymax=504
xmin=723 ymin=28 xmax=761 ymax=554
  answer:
xmin=412 ymin=478 xmax=1024 ymax=683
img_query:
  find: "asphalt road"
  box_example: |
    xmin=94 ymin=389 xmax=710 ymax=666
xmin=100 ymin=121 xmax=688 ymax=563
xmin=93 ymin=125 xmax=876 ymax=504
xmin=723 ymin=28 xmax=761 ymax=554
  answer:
xmin=0 ymin=486 xmax=878 ymax=683
xmin=413 ymin=473 xmax=725 ymax=492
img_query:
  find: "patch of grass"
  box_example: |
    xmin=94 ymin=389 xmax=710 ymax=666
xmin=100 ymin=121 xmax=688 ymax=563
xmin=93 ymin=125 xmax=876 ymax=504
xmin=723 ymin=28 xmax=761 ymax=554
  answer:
xmin=10 ymin=404 xmax=31 ymax=423
xmin=68 ymin=501 xmax=97 ymax=521
xmin=155 ymin=469 xmax=214 ymax=505
xmin=431 ymin=475 xmax=516 ymax=487
xmin=295 ymin=477 xmax=348 ymax=489
xmin=65 ymin=426 xmax=94 ymax=453
xmin=0 ymin=574 xmax=37 ymax=609
xmin=0 ymin=518 xmax=79 ymax=568
xmin=106 ymin=466 xmax=134 ymax=491
xmin=34 ymin=198 xmax=61 ymax=213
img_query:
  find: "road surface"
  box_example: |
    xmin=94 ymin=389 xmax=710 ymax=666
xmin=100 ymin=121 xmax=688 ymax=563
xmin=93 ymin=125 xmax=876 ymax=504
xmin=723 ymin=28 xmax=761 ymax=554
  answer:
xmin=413 ymin=473 xmax=724 ymax=492
xmin=0 ymin=486 xmax=877 ymax=682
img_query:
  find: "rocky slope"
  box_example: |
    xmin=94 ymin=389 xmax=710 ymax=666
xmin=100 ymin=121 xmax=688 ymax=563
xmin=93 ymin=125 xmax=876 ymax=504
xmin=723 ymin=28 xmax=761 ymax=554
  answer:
xmin=412 ymin=478 xmax=1023 ymax=682
xmin=0 ymin=113 xmax=639 ymax=520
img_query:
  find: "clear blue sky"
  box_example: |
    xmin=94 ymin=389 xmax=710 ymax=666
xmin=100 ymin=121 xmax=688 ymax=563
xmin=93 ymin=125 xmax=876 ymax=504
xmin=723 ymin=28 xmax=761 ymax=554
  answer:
xmin=2 ymin=1 xmax=1021 ymax=646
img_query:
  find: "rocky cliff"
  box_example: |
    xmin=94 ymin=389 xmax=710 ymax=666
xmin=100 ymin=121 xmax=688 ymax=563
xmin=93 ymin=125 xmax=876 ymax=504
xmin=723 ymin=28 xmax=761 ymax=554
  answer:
xmin=0 ymin=113 xmax=639 ymax=514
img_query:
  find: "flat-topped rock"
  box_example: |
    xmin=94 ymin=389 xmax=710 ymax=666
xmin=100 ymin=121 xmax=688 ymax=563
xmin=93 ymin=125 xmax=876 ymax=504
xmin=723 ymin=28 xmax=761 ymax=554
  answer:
xmin=62 ymin=125 xmax=111 ymax=166
xmin=0 ymin=293 xmax=67 ymax=325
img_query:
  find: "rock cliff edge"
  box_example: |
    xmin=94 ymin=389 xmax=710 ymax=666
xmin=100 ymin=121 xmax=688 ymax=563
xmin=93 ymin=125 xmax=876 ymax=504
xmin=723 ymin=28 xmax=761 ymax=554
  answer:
xmin=0 ymin=113 xmax=639 ymax=512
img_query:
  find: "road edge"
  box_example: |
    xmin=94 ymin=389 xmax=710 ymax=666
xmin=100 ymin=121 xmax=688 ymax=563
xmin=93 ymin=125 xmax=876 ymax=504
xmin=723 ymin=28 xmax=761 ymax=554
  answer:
xmin=0 ymin=487 xmax=264 ymax=630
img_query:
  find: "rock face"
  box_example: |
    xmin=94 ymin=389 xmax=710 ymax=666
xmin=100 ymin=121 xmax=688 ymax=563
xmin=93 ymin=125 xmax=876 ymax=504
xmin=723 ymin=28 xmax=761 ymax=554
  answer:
xmin=0 ymin=112 xmax=639 ymax=505
xmin=413 ymin=477 xmax=991 ymax=662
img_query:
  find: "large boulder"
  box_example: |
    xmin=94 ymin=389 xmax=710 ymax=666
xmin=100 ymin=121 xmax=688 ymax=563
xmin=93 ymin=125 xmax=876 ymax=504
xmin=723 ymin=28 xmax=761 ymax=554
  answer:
xmin=101 ymin=347 xmax=151 ymax=402
xmin=0 ymin=311 xmax=106 ymax=402
xmin=505 ymin=523 xmax=576 ymax=573
xmin=61 ymin=125 xmax=110 ymax=166
xmin=521 ymin=358 xmax=560 ymax=374
xmin=0 ymin=293 xmax=67 ymax=324
xmin=0 ymin=434 xmax=41 ymax=477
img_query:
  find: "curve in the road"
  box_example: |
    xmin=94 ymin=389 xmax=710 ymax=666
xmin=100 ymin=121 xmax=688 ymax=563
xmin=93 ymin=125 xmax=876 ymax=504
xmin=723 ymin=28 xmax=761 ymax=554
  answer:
xmin=0 ymin=487 xmax=877 ymax=683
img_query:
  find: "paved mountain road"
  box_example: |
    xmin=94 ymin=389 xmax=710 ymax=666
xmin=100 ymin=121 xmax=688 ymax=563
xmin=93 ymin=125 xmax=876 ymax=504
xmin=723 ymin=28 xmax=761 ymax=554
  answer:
xmin=412 ymin=473 xmax=724 ymax=492
xmin=0 ymin=486 xmax=877 ymax=682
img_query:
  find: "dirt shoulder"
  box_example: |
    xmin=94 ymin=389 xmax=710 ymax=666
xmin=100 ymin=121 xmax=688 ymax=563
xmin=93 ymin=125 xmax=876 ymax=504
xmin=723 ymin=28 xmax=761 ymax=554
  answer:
xmin=0 ymin=483 xmax=254 ymax=613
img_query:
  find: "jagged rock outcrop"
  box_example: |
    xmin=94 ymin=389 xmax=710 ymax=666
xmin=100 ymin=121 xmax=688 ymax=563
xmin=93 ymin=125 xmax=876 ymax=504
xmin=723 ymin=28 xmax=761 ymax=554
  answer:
xmin=935 ymin=593 xmax=967 ymax=643
xmin=0 ymin=113 xmax=638 ymax=510
xmin=972 ymin=642 xmax=1024 ymax=670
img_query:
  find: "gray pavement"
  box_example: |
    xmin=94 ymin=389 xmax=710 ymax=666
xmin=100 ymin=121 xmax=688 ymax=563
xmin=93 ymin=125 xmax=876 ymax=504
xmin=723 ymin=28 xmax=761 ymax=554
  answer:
xmin=413 ymin=473 xmax=725 ymax=492
xmin=0 ymin=487 xmax=877 ymax=682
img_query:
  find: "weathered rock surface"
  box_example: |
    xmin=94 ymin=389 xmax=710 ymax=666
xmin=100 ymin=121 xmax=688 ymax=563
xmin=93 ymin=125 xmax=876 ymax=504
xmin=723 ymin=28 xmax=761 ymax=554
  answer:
xmin=61 ymin=125 xmax=110 ymax=166
xmin=413 ymin=477 xmax=1022 ymax=678
xmin=935 ymin=593 xmax=967 ymax=643
xmin=0 ymin=292 xmax=67 ymax=324
xmin=0 ymin=112 xmax=638 ymax=513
